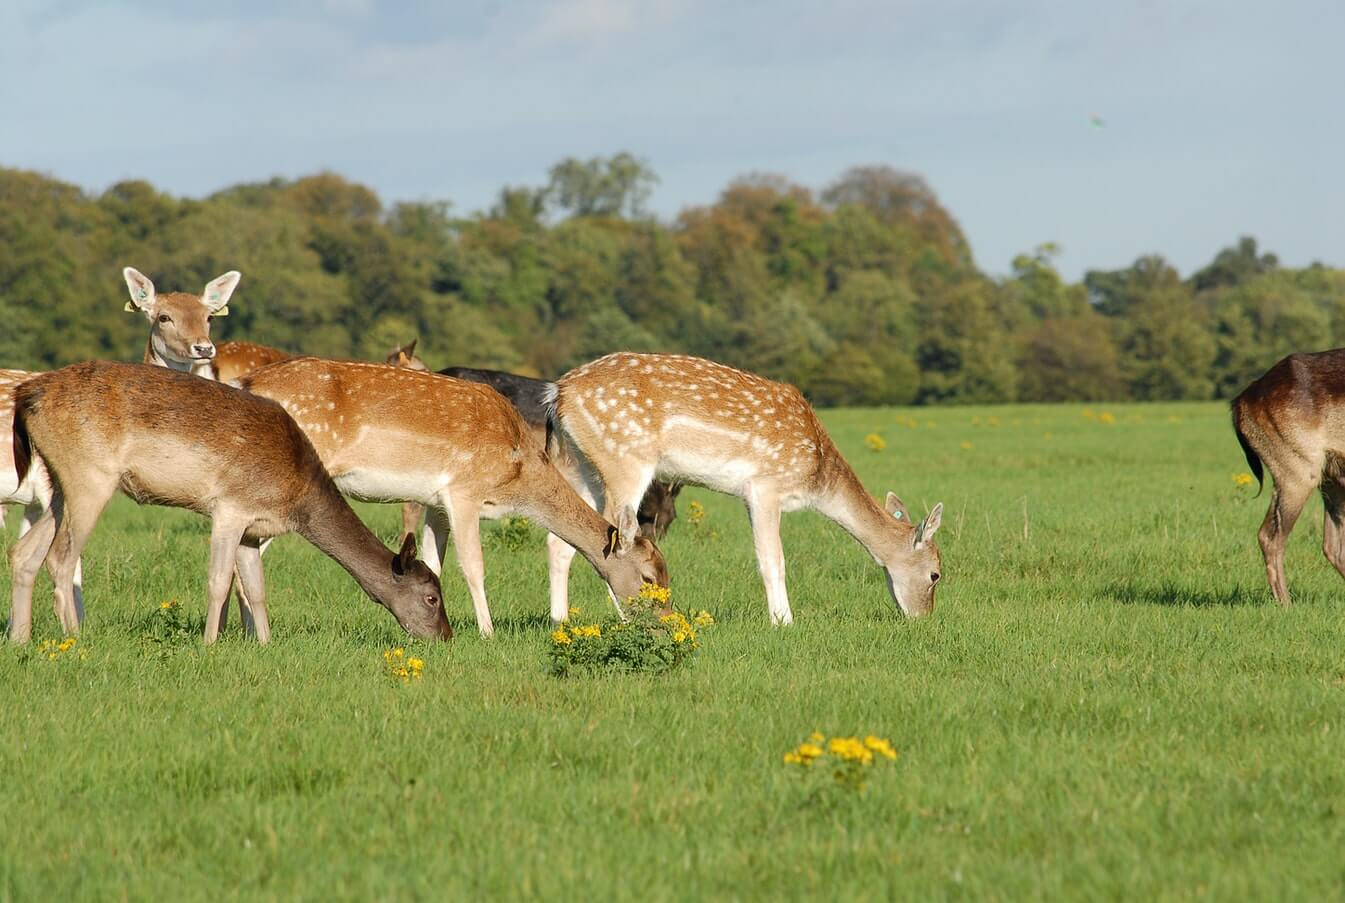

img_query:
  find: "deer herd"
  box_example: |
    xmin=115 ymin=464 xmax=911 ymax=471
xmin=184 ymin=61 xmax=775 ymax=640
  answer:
xmin=1 ymin=266 xmax=946 ymax=645
xmin=7 ymin=265 xmax=1330 ymax=648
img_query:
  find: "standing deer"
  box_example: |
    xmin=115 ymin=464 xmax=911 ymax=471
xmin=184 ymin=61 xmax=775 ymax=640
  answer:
xmin=123 ymin=265 xmax=291 ymax=384
xmin=241 ymin=358 xmax=668 ymax=637
xmin=6 ymin=361 xmax=451 ymax=643
xmin=546 ymin=352 xmax=945 ymax=625
xmin=1231 ymin=350 xmax=1345 ymax=603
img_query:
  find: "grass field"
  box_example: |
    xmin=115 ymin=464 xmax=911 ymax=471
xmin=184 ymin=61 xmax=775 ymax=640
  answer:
xmin=2 ymin=400 xmax=1343 ymax=900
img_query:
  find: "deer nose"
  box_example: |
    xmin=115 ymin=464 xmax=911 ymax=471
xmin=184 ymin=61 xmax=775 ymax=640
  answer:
xmin=191 ymin=343 xmax=216 ymax=360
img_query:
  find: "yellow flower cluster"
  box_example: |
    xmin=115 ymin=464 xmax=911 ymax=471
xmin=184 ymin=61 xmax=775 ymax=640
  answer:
xmin=37 ymin=637 xmax=78 ymax=661
xmin=686 ymin=500 xmax=706 ymax=525
xmin=159 ymin=599 xmax=179 ymax=610
xmin=552 ymin=623 xmax=602 ymax=645
xmin=639 ymin=582 xmax=671 ymax=605
xmin=692 ymin=610 xmax=715 ymax=627
xmin=864 ymin=432 xmax=886 ymax=452
xmin=383 ymin=647 xmax=424 ymax=683
xmin=783 ymin=732 xmax=898 ymax=769
xmin=1233 ymin=472 xmax=1255 ymax=487
xmin=659 ymin=611 xmax=699 ymax=647
xmin=551 ymin=628 xmax=571 ymax=645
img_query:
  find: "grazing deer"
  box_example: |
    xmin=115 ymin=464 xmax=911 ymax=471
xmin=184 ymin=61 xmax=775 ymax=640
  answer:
xmin=6 ymin=361 xmax=451 ymax=644
xmin=241 ymin=358 xmax=669 ymax=637
xmin=546 ymin=352 xmax=945 ymax=624
xmin=394 ymin=364 xmax=682 ymax=618
xmin=1231 ymin=349 xmax=1345 ymax=603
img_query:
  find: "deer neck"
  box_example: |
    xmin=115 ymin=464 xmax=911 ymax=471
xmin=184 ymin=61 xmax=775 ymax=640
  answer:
xmin=291 ymin=479 xmax=400 ymax=603
xmin=144 ymin=337 xmax=215 ymax=379
xmin=512 ymin=461 xmax=619 ymax=575
xmin=812 ymin=452 xmax=907 ymax=563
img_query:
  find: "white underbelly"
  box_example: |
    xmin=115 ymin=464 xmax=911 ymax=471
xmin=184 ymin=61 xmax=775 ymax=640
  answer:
xmin=658 ymin=446 xmax=759 ymax=496
xmin=335 ymin=468 xmax=446 ymax=505
xmin=1 ymin=461 xmax=46 ymax=507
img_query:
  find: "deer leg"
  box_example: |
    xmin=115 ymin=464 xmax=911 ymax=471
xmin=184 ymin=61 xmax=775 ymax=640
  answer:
xmin=547 ymin=532 xmax=579 ymax=625
xmin=1258 ymin=477 xmax=1315 ymax=605
xmin=45 ymin=486 xmax=112 ymax=636
xmin=7 ymin=508 xmax=56 ymax=643
xmin=400 ymin=502 xmax=425 ymax=547
xmin=203 ymin=521 xmax=246 ymax=644
xmin=745 ymin=488 xmax=792 ymax=626
xmin=444 ymin=497 xmax=492 ymax=638
xmin=235 ymin=539 xmax=271 ymax=644
xmin=25 ymin=495 xmax=86 ymax=627
xmin=422 ymin=507 xmax=451 ymax=577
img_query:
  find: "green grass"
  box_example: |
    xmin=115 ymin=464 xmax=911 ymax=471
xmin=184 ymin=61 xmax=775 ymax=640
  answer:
xmin=3 ymin=401 xmax=1344 ymax=900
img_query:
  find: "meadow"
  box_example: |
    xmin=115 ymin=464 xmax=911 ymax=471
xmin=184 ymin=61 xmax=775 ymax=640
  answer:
xmin=2 ymin=400 xmax=1343 ymax=900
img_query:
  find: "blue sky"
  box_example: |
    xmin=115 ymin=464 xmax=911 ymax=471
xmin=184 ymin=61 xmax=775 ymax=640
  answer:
xmin=2 ymin=0 xmax=1340 ymax=279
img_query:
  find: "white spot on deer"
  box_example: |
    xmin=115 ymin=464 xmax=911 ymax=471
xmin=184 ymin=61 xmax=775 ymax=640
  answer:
xmin=326 ymin=402 xmax=335 ymax=410
xmin=604 ymin=438 xmax=616 ymax=452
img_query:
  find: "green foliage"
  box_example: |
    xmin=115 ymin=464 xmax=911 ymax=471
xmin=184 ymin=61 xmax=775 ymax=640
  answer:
xmin=0 ymin=164 xmax=1341 ymax=405
xmin=548 ymin=589 xmax=709 ymax=677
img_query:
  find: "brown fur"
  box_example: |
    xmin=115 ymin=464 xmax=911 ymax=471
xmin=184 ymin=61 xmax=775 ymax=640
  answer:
xmin=212 ymin=341 xmax=292 ymax=384
xmin=6 ymin=361 xmax=451 ymax=643
xmin=241 ymin=357 xmax=668 ymax=636
xmin=1231 ymin=349 xmax=1345 ymax=603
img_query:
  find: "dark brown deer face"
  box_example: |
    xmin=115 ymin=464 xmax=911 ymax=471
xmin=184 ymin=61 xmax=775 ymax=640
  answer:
xmin=637 ymin=481 xmax=682 ymax=541
xmin=388 ymin=534 xmax=453 ymax=639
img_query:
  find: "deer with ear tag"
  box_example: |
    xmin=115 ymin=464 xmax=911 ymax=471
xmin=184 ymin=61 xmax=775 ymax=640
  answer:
xmin=123 ymin=266 xmax=240 ymax=376
xmin=546 ymin=353 xmax=945 ymax=624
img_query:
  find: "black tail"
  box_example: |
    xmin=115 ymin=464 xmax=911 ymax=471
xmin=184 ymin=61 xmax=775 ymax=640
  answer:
xmin=11 ymin=392 xmax=33 ymax=485
xmin=1231 ymin=401 xmax=1265 ymax=497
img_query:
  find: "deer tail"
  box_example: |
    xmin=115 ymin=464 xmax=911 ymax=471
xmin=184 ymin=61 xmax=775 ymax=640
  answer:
xmin=1231 ymin=399 xmax=1265 ymax=497
xmin=11 ymin=389 xmax=33 ymax=485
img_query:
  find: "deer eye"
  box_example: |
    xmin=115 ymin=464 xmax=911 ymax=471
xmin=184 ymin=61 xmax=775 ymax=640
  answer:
xmin=931 ymin=572 xmax=941 ymax=583
xmin=157 ymin=314 xmax=171 ymax=324
xmin=423 ymin=593 xmax=439 ymax=609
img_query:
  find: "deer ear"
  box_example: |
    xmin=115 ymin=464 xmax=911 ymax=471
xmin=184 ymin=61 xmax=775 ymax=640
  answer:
xmin=202 ymin=271 xmax=241 ymax=313
xmin=394 ymin=533 xmax=418 ymax=575
xmin=602 ymin=524 xmax=620 ymax=559
xmin=884 ymin=492 xmax=909 ymax=522
xmin=404 ymin=338 xmax=417 ymax=357
xmin=123 ymin=266 xmax=156 ymax=313
xmin=914 ymin=502 xmax=944 ymax=547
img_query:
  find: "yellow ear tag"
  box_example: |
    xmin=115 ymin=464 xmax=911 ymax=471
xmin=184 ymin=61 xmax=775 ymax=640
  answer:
xmin=607 ymin=527 xmax=620 ymax=556
xmin=124 ymin=301 xmax=138 ymax=312
xmin=213 ymin=306 xmax=229 ymax=317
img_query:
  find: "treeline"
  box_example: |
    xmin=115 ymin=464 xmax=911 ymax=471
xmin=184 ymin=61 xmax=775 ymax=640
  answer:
xmin=2 ymin=158 xmax=1342 ymax=405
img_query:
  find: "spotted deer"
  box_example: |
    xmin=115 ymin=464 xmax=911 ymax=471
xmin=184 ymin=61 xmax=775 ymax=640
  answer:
xmin=1231 ymin=349 xmax=1345 ymax=603
xmin=391 ymin=363 xmax=684 ymax=616
xmin=7 ymin=361 xmax=451 ymax=644
xmin=240 ymin=357 xmax=668 ymax=637
xmin=546 ymin=352 xmax=945 ymax=624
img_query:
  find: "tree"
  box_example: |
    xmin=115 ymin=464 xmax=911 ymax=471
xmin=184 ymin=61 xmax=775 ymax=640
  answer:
xmin=543 ymin=152 xmax=659 ymax=219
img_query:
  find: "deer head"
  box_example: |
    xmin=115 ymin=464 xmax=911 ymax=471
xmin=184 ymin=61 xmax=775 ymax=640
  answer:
xmin=385 ymin=339 xmax=430 ymax=372
xmin=388 ymin=534 xmax=453 ymax=639
xmin=881 ymin=493 xmax=944 ymax=617
xmin=601 ymin=506 xmax=670 ymax=600
xmin=124 ymin=267 xmax=240 ymax=370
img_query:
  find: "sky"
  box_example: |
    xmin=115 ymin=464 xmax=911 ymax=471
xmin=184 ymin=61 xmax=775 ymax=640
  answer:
xmin=2 ymin=0 xmax=1341 ymax=280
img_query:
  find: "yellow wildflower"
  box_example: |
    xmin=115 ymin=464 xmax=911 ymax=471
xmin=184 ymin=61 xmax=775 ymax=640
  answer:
xmin=1098 ymin=412 xmax=1116 ymax=425
xmin=160 ymin=599 xmax=178 ymax=610
xmin=808 ymin=731 xmax=825 ymax=743
xmin=863 ymin=735 xmax=898 ymax=760
xmin=1233 ymin=472 xmax=1254 ymax=487
xmin=828 ymin=737 xmax=874 ymax=764
xmin=687 ymin=500 xmax=705 ymax=525
xmin=639 ymin=583 xmax=671 ymax=605
xmin=407 ymin=657 xmax=425 ymax=673
xmin=783 ymin=752 xmax=804 ymax=765
xmin=797 ymin=743 xmax=823 ymax=760
xmin=864 ymin=432 xmax=886 ymax=452
xmin=693 ymin=610 xmax=715 ymax=627
xmin=551 ymin=628 xmax=572 ymax=646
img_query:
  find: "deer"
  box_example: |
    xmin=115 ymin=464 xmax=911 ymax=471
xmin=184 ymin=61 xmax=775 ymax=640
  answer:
xmin=122 ymin=265 xmax=292 ymax=384
xmin=545 ymin=352 xmax=945 ymax=625
xmin=6 ymin=361 xmax=452 ymax=644
xmin=1230 ymin=349 xmax=1345 ymax=603
xmin=388 ymin=362 xmax=683 ymax=618
xmin=239 ymin=357 xmax=669 ymax=637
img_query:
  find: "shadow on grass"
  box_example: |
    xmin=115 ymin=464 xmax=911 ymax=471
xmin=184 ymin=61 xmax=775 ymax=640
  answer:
xmin=1106 ymin=580 xmax=1266 ymax=608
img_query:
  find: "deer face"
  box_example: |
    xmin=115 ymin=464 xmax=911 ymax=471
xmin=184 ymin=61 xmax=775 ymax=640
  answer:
xmin=387 ymin=535 xmax=453 ymax=639
xmin=602 ymin=507 xmax=670 ymax=600
xmin=637 ymin=481 xmax=682 ymax=541
xmin=881 ymin=495 xmax=944 ymax=618
xmin=124 ymin=267 xmax=239 ymax=369
xmin=385 ymin=340 xmax=430 ymax=372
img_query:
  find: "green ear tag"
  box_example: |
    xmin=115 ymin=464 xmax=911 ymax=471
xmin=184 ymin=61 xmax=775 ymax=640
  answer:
xmin=139 ymin=288 xmax=147 ymax=299
xmin=893 ymin=511 xmax=903 ymax=519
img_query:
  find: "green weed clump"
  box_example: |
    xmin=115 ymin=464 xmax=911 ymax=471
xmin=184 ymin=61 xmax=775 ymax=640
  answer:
xmin=548 ymin=583 xmax=714 ymax=676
